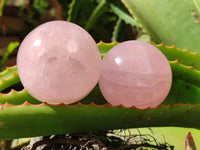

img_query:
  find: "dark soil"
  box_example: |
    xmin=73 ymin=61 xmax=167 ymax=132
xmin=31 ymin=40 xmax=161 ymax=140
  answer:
xmin=21 ymin=131 xmax=174 ymax=150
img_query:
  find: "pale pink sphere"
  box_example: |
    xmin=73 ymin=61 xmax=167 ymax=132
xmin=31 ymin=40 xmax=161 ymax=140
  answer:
xmin=17 ymin=21 xmax=101 ymax=104
xmin=99 ymin=41 xmax=172 ymax=109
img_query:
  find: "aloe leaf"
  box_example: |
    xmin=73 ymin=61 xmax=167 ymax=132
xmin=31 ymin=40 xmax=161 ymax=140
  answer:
xmin=97 ymin=41 xmax=118 ymax=58
xmin=0 ymin=102 xmax=200 ymax=140
xmin=170 ymin=60 xmax=200 ymax=87
xmin=67 ymin=0 xmax=82 ymax=23
xmin=0 ymin=66 xmax=20 ymax=91
xmin=0 ymin=90 xmax=41 ymax=105
xmin=0 ymin=42 xmax=19 ymax=71
xmin=163 ymin=79 xmax=200 ymax=105
xmin=111 ymin=18 xmax=124 ymax=42
xmin=84 ymin=0 xmax=109 ymax=31
xmin=108 ymin=1 xmax=139 ymax=27
xmin=153 ymin=43 xmax=200 ymax=70
xmin=122 ymin=0 xmax=200 ymax=52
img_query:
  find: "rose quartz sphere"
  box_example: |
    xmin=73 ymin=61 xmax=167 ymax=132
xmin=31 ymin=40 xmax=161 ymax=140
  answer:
xmin=17 ymin=21 xmax=101 ymax=104
xmin=99 ymin=41 xmax=172 ymax=109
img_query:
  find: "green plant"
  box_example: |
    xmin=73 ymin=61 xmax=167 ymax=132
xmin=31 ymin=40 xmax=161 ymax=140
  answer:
xmin=1 ymin=0 xmax=200 ymax=149
xmin=0 ymin=0 xmax=7 ymax=16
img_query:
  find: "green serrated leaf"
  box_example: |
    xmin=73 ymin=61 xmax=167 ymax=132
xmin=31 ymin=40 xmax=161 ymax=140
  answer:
xmin=0 ymin=103 xmax=199 ymax=140
xmin=111 ymin=18 xmax=124 ymax=42
xmin=163 ymin=79 xmax=200 ymax=105
xmin=122 ymin=0 xmax=200 ymax=52
xmin=97 ymin=41 xmax=118 ymax=58
xmin=0 ymin=90 xmax=41 ymax=105
xmin=170 ymin=60 xmax=200 ymax=87
xmin=153 ymin=43 xmax=200 ymax=70
xmin=108 ymin=1 xmax=139 ymax=27
xmin=0 ymin=66 xmax=20 ymax=91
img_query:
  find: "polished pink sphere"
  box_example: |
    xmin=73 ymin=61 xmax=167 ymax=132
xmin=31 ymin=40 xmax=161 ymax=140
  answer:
xmin=99 ymin=41 xmax=172 ymax=109
xmin=17 ymin=21 xmax=101 ymax=104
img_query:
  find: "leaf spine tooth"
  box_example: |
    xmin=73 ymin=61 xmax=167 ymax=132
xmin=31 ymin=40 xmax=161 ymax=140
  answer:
xmin=113 ymin=40 xmax=118 ymax=43
xmin=187 ymin=66 xmax=194 ymax=69
xmin=104 ymin=103 xmax=111 ymax=106
xmin=173 ymin=59 xmax=179 ymax=63
xmin=98 ymin=40 xmax=103 ymax=44
xmin=171 ymin=44 xmax=175 ymax=48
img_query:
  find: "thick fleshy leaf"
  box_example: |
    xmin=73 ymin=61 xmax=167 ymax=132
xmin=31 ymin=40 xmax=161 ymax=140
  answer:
xmin=122 ymin=0 xmax=200 ymax=52
xmin=0 ymin=90 xmax=41 ymax=105
xmin=153 ymin=43 xmax=200 ymax=71
xmin=0 ymin=66 xmax=20 ymax=91
xmin=164 ymin=79 xmax=200 ymax=105
xmin=108 ymin=0 xmax=139 ymax=27
xmin=0 ymin=102 xmax=200 ymax=140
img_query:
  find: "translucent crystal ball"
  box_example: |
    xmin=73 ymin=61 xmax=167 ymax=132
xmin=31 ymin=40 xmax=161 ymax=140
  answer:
xmin=99 ymin=41 xmax=172 ymax=109
xmin=17 ymin=21 xmax=101 ymax=104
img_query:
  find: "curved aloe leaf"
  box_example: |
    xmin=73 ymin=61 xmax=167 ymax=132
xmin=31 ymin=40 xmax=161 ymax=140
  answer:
xmin=164 ymin=79 xmax=200 ymax=105
xmin=111 ymin=18 xmax=123 ymax=41
xmin=0 ymin=102 xmax=199 ymax=140
xmin=170 ymin=60 xmax=200 ymax=87
xmin=153 ymin=43 xmax=200 ymax=70
xmin=97 ymin=41 xmax=118 ymax=58
xmin=0 ymin=90 xmax=41 ymax=105
xmin=108 ymin=0 xmax=139 ymax=27
xmin=122 ymin=0 xmax=200 ymax=52
xmin=0 ymin=66 xmax=20 ymax=91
